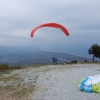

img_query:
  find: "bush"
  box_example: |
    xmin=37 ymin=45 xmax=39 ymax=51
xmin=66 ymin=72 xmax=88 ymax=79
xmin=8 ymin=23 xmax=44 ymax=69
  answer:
xmin=71 ymin=60 xmax=77 ymax=63
xmin=0 ymin=64 xmax=8 ymax=70
xmin=66 ymin=60 xmax=77 ymax=64
xmin=84 ymin=60 xmax=88 ymax=62
xmin=0 ymin=64 xmax=23 ymax=72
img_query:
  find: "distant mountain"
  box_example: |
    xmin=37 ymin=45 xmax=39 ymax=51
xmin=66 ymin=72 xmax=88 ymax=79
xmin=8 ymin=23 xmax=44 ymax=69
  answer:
xmin=0 ymin=46 xmax=92 ymax=66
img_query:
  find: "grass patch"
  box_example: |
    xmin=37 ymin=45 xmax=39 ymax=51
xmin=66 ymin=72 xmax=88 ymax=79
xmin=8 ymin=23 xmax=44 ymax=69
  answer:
xmin=1 ymin=85 xmax=15 ymax=91
xmin=0 ymin=70 xmax=12 ymax=75
xmin=0 ymin=66 xmax=38 ymax=99
xmin=0 ymin=85 xmax=35 ymax=100
xmin=11 ymin=85 xmax=35 ymax=98
xmin=0 ymin=73 xmax=36 ymax=99
xmin=0 ymin=74 xmax=20 ymax=82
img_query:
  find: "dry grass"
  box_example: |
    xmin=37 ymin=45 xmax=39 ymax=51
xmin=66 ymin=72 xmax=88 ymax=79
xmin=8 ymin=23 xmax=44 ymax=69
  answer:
xmin=0 ymin=69 xmax=36 ymax=100
xmin=0 ymin=85 xmax=35 ymax=100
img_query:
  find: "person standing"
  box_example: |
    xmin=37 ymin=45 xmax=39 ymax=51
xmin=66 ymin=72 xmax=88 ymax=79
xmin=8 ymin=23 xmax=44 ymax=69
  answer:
xmin=52 ymin=57 xmax=57 ymax=64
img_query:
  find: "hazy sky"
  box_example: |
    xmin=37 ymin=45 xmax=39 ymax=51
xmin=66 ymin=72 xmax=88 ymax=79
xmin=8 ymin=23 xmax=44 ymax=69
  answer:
xmin=0 ymin=0 xmax=100 ymax=57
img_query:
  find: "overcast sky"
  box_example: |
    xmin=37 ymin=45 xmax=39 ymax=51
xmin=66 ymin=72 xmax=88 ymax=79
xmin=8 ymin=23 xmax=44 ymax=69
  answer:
xmin=0 ymin=0 xmax=100 ymax=57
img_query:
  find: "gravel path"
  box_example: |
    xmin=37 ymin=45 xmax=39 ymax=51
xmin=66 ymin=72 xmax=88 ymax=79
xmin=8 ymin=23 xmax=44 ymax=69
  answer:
xmin=26 ymin=64 xmax=100 ymax=100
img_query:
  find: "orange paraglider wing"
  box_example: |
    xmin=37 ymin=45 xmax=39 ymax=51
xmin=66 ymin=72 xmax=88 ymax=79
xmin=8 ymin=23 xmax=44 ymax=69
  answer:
xmin=31 ymin=23 xmax=69 ymax=37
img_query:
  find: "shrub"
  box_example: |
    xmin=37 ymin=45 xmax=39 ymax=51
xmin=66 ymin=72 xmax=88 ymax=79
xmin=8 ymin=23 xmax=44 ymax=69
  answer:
xmin=71 ymin=60 xmax=77 ymax=63
xmin=0 ymin=64 xmax=8 ymax=69
xmin=66 ymin=60 xmax=77 ymax=64
xmin=84 ymin=60 xmax=88 ymax=62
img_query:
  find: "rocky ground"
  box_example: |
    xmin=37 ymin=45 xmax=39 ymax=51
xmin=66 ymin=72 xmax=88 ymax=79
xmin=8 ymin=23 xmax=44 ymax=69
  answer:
xmin=0 ymin=64 xmax=100 ymax=100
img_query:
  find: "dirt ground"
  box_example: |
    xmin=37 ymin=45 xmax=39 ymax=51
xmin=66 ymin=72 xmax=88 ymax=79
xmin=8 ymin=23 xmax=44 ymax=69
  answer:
xmin=0 ymin=64 xmax=100 ymax=100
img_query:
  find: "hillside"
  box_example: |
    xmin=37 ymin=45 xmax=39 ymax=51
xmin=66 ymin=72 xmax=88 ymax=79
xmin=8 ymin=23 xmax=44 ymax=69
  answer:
xmin=0 ymin=46 xmax=92 ymax=66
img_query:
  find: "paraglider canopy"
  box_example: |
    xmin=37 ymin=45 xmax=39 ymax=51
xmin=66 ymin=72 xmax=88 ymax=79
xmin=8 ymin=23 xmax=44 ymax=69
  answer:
xmin=30 ymin=22 xmax=69 ymax=37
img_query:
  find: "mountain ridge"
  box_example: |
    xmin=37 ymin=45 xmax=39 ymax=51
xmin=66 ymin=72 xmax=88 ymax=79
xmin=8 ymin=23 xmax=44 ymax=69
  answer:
xmin=0 ymin=46 xmax=92 ymax=66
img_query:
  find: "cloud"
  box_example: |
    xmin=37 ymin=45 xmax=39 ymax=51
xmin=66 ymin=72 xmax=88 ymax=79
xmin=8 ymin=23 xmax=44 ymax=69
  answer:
xmin=0 ymin=0 xmax=100 ymax=57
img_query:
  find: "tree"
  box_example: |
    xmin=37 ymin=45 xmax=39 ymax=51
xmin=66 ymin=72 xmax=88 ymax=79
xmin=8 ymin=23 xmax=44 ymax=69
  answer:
xmin=88 ymin=44 xmax=100 ymax=62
